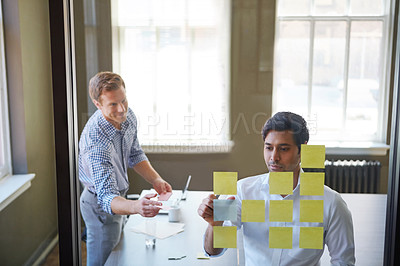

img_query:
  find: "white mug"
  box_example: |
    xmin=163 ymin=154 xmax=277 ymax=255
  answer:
xmin=169 ymin=207 xmax=180 ymax=222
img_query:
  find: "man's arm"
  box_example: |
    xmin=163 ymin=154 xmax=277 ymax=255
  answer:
xmin=203 ymin=223 xmax=224 ymax=255
xmin=197 ymin=194 xmax=234 ymax=255
xmin=110 ymin=193 xmax=162 ymax=216
xmin=128 ymin=110 xmax=172 ymax=194
xmin=110 ymin=160 xmax=172 ymax=216
xmin=325 ymin=193 xmax=355 ymax=265
xmin=133 ymin=160 xmax=172 ymax=194
xmin=87 ymin=151 xmax=163 ymax=216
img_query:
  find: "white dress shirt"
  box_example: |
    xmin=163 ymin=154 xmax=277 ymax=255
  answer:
xmin=214 ymin=172 xmax=355 ymax=266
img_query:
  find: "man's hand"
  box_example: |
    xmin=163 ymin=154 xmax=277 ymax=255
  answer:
xmin=152 ymin=178 xmax=172 ymax=194
xmin=198 ymin=194 xmax=235 ymax=256
xmin=133 ymin=193 xmax=162 ymax=217
xmin=197 ymin=194 xmax=235 ymax=226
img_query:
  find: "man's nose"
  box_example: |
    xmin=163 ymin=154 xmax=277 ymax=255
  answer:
xmin=271 ymin=149 xmax=280 ymax=162
xmin=117 ymin=103 xmax=126 ymax=112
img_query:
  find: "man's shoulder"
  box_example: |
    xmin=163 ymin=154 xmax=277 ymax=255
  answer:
xmin=82 ymin=110 xmax=102 ymax=130
xmin=323 ymin=185 xmax=348 ymax=208
xmin=323 ymin=185 xmax=341 ymax=198
xmin=80 ymin=111 xmax=111 ymax=149
xmin=126 ymin=108 xmax=137 ymax=124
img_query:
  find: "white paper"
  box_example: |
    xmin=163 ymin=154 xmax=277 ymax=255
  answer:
xmin=130 ymin=221 xmax=185 ymax=239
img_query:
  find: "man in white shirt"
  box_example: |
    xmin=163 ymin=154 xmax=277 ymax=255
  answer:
xmin=197 ymin=112 xmax=355 ymax=266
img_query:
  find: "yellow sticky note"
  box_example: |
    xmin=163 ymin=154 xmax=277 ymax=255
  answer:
xmin=301 ymin=145 xmax=325 ymax=169
xmin=269 ymin=172 xmax=293 ymax=195
xmin=269 ymin=200 xmax=293 ymax=222
xmin=300 ymin=227 xmax=324 ymax=249
xmin=213 ymin=172 xmax=237 ymax=195
xmin=300 ymin=172 xmax=325 ymax=196
xmin=269 ymin=227 xmax=293 ymax=249
xmin=300 ymin=200 xmax=324 ymax=223
xmin=213 ymin=226 xmax=237 ymax=248
xmin=241 ymin=200 xmax=265 ymax=222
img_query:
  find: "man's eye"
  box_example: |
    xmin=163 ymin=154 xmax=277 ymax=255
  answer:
xmin=280 ymin=147 xmax=288 ymax=151
xmin=265 ymin=146 xmax=272 ymax=150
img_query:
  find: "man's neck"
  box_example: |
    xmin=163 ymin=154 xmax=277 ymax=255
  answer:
xmin=280 ymin=166 xmax=301 ymax=198
xmin=292 ymin=166 xmax=301 ymax=189
xmin=105 ymin=118 xmax=121 ymax=130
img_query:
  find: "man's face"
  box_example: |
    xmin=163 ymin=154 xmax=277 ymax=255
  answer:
xmin=264 ymin=130 xmax=301 ymax=174
xmin=93 ymin=87 xmax=128 ymax=129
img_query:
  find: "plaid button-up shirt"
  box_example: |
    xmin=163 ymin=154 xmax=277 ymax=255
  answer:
xmin=79 ymin=108 xmax=147 ymax=214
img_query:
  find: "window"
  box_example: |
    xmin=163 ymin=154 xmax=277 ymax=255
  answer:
xmin=0 ymin=0 xmax=34 ymax=212
xmin=111 ymin=0 xmax=231 ymax=152
xmin=273 ymin=0 xmax=392 ymax=146
xmin=0 ymin=6 xmax=10 ymax=179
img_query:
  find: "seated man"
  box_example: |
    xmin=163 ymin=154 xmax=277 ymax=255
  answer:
xmin=198 ymin=112 xmax=355 ymax=266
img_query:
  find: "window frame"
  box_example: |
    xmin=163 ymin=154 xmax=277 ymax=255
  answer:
xmin=0 ymin=2 xmax=11 ymax=179
xmin=273 ymin=0 xmax=393 ymax=154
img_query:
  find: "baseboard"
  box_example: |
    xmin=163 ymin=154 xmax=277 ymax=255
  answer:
xmin=24 ymin=233 xmax=58 ymax=266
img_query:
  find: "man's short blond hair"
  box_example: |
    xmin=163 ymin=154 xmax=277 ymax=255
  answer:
xmin=89 ymin=71 xmax=126 ymax=102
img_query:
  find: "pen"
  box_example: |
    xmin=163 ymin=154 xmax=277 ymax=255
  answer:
xmin=168 ymin=255 xmax=186 ymax=260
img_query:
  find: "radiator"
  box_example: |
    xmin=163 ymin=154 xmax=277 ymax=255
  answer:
xmin=324 ymin=160 xmax=381 ymax=193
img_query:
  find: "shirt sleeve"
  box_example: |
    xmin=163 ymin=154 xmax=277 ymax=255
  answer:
xmin=202 ymin=233 xmax=227 ymax=258
xmin=127 ymin=111 xmax=148 ymax=168
xmin=203 ymin=194 xmax=242 ymax=258
xmin=325 ymin=193 xmax=356 ymax=265
xmin=86 ymin=143 xmax=120 ymax=214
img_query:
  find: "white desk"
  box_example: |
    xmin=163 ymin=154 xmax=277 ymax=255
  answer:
xmin=106 ymin=192 xmax=386 ymax=266
xmin=321 ymin=194 xmax=387 ymax=266
xmin=106 ymin=191 xmax=242 ymax=265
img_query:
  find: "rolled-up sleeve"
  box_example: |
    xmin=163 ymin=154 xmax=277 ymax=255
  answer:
xmin=128 ymin=138 xmax=148 ymax=167
xmin=86 ymin=144 xmax=120 ymax=214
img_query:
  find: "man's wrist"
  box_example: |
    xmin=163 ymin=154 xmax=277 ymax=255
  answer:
xmin=210 ymin=221 xmax=224 ymax=227
xmin=130 ymin=199 xmax=138 ymax=214
xmin=151 ymin=177 xmax=163 ymax=185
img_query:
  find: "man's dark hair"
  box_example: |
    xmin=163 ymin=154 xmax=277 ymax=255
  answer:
xmin=261 ymin=112 xmax=309 ymax=152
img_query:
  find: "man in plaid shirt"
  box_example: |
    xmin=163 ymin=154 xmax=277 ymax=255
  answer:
xmin=79 ymin=72 xmax=172 ymax=265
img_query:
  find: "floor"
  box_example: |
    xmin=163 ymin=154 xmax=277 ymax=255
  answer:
xmin=41 ymin=242 xmax=87 ymax=266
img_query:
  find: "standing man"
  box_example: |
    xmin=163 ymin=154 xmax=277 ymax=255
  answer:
xmin=198 ymin=112 xmax=355 ymax=265
xmin=79 ymin=72 xmax=172 ymax=265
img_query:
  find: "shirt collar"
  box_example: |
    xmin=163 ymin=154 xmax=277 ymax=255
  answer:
xmin=120 ymin=118 xmax=129 ymax=133
xmin=97 ymin=111 xmax=129 ymax=139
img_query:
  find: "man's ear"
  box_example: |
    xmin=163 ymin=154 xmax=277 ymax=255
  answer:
xmin=298 ymin=141 xmax=307 ymax=154
xmin=92 ymin=99 xmax=101 ymax=109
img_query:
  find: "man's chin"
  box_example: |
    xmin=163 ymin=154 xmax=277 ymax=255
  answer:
xmin=116 ymin=116 xmax=127 ymax=123
xmin=268 ymin=166 xmax=284 ymax=172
